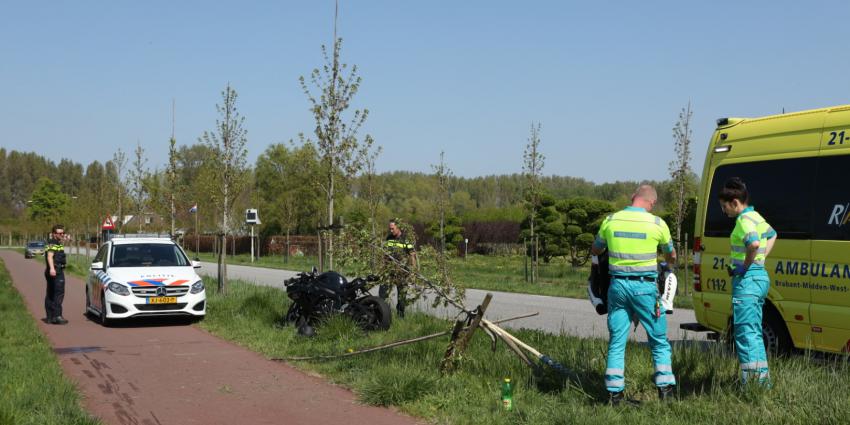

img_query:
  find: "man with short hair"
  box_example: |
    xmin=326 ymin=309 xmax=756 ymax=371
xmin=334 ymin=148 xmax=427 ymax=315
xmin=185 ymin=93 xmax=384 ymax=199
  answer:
xmin=45 ymin=224 xmax=68 ymax=325
xmin=591 ymin=185 xmax=677 ymax=404
xmin=380 ymin=219 xmax=417 ymax=318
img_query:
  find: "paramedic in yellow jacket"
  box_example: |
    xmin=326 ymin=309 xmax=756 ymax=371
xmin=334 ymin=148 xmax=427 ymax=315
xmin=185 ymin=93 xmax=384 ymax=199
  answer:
xmin=591 ymin=185 xmax=677 ymax=404
xmin=718 ymin=177 xmax=777 ymax=385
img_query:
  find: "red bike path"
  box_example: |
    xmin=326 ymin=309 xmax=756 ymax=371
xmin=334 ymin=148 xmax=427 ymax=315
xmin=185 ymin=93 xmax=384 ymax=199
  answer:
xmin=1 ymin=251 xmax=420 ymax=425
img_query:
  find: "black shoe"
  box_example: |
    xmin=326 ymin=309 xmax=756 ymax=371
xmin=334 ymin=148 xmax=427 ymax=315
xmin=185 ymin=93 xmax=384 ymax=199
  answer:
xmin=52 ymin=316 xmax=69 ymax=325
xmin=658 ymin=385 xmax=675 ymax=402
xmin=608 ymin=391 xmax=624 ymax=406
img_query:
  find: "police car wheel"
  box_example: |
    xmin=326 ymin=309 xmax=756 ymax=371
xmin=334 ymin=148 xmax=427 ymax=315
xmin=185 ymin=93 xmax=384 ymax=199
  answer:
xmin=85 ymin=288 xmax=93 ymax=317
xmin=99 ymin=291 xmax=111 ymax=327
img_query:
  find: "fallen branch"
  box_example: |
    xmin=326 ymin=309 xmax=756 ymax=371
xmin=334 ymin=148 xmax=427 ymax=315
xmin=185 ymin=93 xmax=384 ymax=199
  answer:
xmin=273 ymin=312 xmax=539 ymax=362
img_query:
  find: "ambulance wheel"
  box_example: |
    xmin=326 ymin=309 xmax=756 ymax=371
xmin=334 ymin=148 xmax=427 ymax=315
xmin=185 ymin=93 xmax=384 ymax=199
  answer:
xmin=762 ymin=304 xmax=792 ymax=356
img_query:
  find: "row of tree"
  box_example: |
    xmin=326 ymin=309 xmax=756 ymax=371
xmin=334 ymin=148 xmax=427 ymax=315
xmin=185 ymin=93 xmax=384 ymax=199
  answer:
xmin=2 ymin=20 xmax=699 ymax=291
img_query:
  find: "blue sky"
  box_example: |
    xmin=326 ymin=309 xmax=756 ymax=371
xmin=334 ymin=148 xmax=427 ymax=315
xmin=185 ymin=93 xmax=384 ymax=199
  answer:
xmin=2 ymin=1 xmax=850 ymax=182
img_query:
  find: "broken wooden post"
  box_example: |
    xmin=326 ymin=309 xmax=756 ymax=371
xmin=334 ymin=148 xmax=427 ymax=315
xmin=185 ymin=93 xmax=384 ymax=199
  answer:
xmin=440 ymin=293 xmax=492 ymax=373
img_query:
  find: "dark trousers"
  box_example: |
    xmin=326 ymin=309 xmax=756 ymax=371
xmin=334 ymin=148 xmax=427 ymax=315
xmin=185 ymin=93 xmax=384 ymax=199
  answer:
xmin=379 ymin=281 xmax=407 ymax=316
xmin=44 ymin=269 xmax=65 ymax=320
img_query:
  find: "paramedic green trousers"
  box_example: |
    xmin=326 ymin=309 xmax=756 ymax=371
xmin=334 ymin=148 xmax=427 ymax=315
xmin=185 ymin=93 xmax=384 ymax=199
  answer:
xmin=605 ymin=277 xmax=676 ymax=393
xmin=732 ymin=266 xmax=770 ymax=385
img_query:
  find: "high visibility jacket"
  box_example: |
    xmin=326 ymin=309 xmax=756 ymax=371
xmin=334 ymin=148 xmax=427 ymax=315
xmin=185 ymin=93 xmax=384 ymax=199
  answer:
xmin=385 ymin=234 xmax=414 ymax=262
xmin=45 ymin=238 xmax=66 ymax=268
xmin=730 ymin=206 xmax=776 ymax=268
xmin=593 ymin=207 xmax=674 ymax=277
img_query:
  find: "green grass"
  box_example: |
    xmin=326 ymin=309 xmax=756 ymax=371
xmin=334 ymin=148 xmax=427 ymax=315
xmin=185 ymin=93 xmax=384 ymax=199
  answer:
xmin=0 ymin=257 xmax=101 ymax=425
xmin=199 ymin=277 xmax=850 ymax=425
xmin=194 ymin=252 xmax=695 ymax=309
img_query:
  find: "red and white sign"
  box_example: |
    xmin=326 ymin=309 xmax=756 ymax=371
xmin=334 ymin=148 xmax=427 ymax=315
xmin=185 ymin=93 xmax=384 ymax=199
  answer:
xmin=102 ymin=215 xmax=115 ymax=230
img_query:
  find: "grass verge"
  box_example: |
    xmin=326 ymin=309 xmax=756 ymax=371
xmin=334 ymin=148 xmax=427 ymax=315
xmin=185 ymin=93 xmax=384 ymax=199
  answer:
xmin=0 ymin=257 xmax=100 ymax=425
xmin=199 ymin=276 xmax=849 ymax=425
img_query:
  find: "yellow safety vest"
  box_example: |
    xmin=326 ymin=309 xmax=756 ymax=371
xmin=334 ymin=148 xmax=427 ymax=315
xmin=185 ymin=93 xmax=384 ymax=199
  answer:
xmin=594 ymin=207 xmax=673 ymax=277
xmin=730 ymin=206 xmax=775 ymax=267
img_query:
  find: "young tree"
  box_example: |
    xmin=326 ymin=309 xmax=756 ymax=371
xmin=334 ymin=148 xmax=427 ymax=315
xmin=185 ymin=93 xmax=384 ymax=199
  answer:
xmin=431 ymin=151 xmax=453 ymax=254
xmin=165 ymin=135 xmax=182 ymax=236
xmin=361 ymin=138 xmax=383 ymax=266
xmin=128 ymin=141 xmax=148 ymax=232
xmin=112 ymin=149 xmax=128 ymax=233
xmin=300 ymin=33 xmax=373 ymax=269
xmin=522 ymin=122 xmax=545 ymax=282
xmin=200 ymin=84 xmax=249 ymax=294
xmin=669 ymin=102 xmax=693 ymax=259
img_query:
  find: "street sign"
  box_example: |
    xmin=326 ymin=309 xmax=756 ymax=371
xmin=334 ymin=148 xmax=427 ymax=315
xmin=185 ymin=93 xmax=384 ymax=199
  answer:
xmin=102 ymin=215 xmax=115 ymax=230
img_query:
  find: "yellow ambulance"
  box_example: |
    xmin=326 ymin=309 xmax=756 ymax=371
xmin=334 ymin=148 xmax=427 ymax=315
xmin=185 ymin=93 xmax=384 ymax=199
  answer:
xmin=686 ymin=104 xmax=850 ymax=354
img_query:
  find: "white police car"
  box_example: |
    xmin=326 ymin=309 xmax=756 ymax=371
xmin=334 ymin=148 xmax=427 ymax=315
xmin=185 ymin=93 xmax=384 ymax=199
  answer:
xmin=86 ymin=236 xmax=205 ymax=325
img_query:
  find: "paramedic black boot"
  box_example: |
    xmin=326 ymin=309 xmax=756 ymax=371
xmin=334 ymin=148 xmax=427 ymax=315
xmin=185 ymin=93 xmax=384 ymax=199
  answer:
xmin=658 ymin=385 xmax=675 ymax=402
xmin=608 ymin=391 xmax=624 ymax=406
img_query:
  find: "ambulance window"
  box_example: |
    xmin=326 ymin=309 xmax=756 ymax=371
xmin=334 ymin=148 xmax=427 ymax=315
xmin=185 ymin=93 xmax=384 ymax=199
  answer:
xmin=704 ymin=157 xmax=816 ymax=239
xmin=812 ymin=154 xmax=850 ymax=241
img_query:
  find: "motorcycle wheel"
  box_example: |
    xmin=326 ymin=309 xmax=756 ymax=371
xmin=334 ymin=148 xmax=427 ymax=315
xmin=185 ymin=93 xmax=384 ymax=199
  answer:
xmin=352 ymin=296 xmax=392 ymax=331
xmin=283 ymin=303 xmax=303 ymax=325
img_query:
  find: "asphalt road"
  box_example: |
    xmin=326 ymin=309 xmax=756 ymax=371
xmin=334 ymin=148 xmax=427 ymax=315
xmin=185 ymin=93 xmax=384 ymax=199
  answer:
xmin=196 ymin=261 xmax=708 ymax=342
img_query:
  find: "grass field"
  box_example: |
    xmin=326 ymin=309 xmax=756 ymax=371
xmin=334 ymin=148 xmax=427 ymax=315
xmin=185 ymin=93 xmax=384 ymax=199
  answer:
xmin=197 ymin=277 xmax=849 ymax=425
xmin=0 ymin=257 xmax=101 ymax=425
xmin=193 ymin=251 xmax=695 ymax=309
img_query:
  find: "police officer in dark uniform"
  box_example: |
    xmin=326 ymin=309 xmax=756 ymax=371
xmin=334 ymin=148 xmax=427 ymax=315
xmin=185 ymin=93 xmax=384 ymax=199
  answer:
xmin=45 ymin=224 xmax=68 ymax=325
xmin=380 ymin=219 xmax=417 ymax=318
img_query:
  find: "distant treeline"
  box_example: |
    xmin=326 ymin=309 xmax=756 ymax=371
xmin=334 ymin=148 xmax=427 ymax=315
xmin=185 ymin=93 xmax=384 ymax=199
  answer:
xmin=0 ymin=147 xmax=698 ymax=244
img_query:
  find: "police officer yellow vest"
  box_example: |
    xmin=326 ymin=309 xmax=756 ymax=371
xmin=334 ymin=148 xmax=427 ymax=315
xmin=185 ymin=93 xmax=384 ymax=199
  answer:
xmin=730 ymin=206 xmax=775 ymax=267
xmin=595 ymin=207 xmax=674 ymax=276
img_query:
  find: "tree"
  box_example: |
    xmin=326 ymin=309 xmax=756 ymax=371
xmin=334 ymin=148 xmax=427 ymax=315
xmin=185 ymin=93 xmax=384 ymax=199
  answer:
xmin=522 ymin=122 xmax=544 ymax=282
xmin=112 ymin=149 xmax=128 ymax=233
xmin=361 ymin=139 xmax=383 ymax=266
xmin=200 ymin=84 xmax=249 ymax=294
xmin=670 ymin=102 xmax=694 ymax=260
xmin=431 ymin=151 xmax=453 ymax=254
xmin=520 ymin=194 xmax=564 ymax=263
xmin=128 ymin=142 xmax=148 ymax=232
xmin=255 ymin=142 xmax=320 ymax=260
xmin=428 ymin=214 xmax=464 ymax=250
xmin=300 ymin=31 xmax=373 ymax=269
xmin=27 ymin=177 xmax=69 ymax=225
xmin=82 ymin=161 xmax=109 ymax=233
xmin=166 ymin=135 xmax=181 ymax=236
xmin=557 ymin=197 xmax=615 ymax=266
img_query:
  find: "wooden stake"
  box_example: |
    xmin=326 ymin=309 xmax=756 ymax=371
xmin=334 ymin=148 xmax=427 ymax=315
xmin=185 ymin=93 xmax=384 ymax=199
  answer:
xmin=440 ymin=293 xmax=492 ymax=373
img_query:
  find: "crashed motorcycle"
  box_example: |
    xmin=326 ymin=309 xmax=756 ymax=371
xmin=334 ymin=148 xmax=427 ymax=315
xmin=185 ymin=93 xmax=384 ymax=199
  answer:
xmin=587 ymin=251 xmax=677 ymax=315
xmin=283 ymin=268 xmax=392 ymax=336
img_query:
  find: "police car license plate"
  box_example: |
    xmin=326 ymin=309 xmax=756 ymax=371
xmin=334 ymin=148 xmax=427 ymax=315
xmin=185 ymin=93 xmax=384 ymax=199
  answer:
xmin=148 ymin=296 xmax=177 ymax=304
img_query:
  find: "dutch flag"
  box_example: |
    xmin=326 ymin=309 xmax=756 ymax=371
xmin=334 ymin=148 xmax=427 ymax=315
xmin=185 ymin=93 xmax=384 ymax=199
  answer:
xmin=189 ymin=204 xmax=198 ymax=213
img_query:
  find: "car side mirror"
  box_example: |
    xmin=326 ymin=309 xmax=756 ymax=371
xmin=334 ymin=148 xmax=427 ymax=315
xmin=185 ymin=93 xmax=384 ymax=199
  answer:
xmin=90 ymin=261 xmax=104 ymax=271
xmin=192 ymin=260 xmax=202 ymax=269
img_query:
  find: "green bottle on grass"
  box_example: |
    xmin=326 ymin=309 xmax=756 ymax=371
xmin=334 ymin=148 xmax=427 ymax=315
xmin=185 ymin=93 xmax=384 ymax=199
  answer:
xmin=501 ymin=378 xmax=513 ymax=411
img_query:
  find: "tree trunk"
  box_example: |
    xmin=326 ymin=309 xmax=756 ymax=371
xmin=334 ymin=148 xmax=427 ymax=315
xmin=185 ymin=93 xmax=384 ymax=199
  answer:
xmin=530 ymin=215 xmax=537 ymax=283
xmin=170 ymin=193 xmax=175 ymax=237
xmin=327 ymin=170 xmax=334 ymax=270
